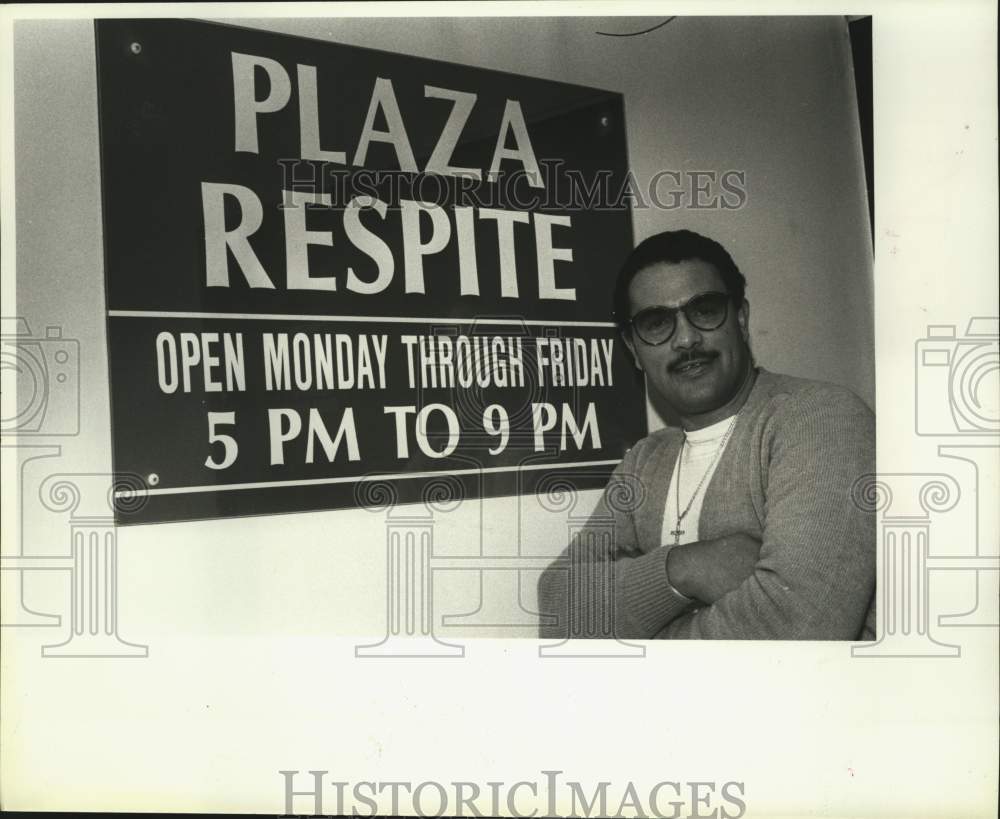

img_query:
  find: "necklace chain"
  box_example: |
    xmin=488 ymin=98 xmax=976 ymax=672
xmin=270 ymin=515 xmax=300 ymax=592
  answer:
xmin=672 ymin=414 xmax=740 ymax=544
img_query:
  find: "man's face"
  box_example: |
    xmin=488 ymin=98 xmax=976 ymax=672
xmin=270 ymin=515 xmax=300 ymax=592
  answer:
xmin=623 ymin=259 xmax=751 ymax=420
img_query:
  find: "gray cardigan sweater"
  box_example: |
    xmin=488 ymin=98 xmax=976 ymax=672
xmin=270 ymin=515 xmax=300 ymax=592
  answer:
xmin=537 ymin=368 xmax=877 ymax=640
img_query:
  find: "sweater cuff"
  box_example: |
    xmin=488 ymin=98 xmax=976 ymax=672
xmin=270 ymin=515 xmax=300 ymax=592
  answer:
xmin=619 ymin=546 xmax=695 ymax=637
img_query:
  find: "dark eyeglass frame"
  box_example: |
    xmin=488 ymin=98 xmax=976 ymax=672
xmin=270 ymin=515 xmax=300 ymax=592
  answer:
xmin=628 ymin=291 xmax=731 ymax=346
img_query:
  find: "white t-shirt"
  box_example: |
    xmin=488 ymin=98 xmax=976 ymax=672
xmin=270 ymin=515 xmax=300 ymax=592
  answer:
xmin=660 ymin=414 xmax=738 ymax=547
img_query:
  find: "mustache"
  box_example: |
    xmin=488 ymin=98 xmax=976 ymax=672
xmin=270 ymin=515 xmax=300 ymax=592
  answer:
xmin=668 ymin=350 xmax=718 ymax=372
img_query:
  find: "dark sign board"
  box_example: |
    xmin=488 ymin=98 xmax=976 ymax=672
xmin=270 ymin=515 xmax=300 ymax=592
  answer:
xmin=96 ymin=18 xmax=644 ymax=524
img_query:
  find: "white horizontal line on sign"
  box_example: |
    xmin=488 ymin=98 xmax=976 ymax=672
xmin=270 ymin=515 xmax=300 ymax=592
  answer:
xmin=108 ymin=310 xmax=617 ymax=328
xmin=115 ymin=459 xmax=622 ymax=498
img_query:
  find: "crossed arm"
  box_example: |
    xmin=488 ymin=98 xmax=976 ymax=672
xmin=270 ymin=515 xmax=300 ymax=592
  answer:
xmin=537 ymin=391 xmax=876 ymax=640
xmin=535 ymin=488 xmax=763 ymax=639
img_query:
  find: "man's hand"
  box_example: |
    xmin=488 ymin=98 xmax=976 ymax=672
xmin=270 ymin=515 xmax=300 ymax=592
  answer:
xmin=666 ymin=532 xmax=762 ymax=604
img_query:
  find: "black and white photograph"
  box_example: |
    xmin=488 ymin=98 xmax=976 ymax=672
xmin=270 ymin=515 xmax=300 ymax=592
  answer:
xmin=1 ymin=3 xmax=996 ymax=817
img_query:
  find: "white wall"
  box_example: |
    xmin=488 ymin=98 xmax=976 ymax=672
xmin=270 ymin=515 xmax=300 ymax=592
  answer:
xmin=10 ymin=15 xmax=872 ymax=640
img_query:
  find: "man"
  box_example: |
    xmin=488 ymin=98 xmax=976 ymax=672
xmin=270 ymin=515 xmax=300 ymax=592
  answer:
xmin=537 ymin=230 xmax=876 ymax=640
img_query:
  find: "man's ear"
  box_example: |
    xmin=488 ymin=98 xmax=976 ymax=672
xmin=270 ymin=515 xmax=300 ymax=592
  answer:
xmin=620 ymin=329 xmax=642 ymax=371
xmin=736 ymin=299 xmax=750 ymax=342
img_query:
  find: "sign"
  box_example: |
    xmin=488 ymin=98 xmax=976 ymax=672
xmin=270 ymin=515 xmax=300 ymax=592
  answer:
xmin=96 ymin=18 xmax=645 ymax=524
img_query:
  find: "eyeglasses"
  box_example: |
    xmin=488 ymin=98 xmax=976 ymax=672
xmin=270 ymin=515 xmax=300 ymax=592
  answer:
xmin=628 ymin=291 xmax=731 ymax=346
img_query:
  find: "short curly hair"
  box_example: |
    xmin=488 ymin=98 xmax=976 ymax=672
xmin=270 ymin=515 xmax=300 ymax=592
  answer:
xmin=613 ymin=230 xmax=747 ymax=333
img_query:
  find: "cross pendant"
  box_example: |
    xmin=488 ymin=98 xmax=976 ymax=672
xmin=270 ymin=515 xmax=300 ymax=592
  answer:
xmin=670 ymin=528 xmax=684 ymax=544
